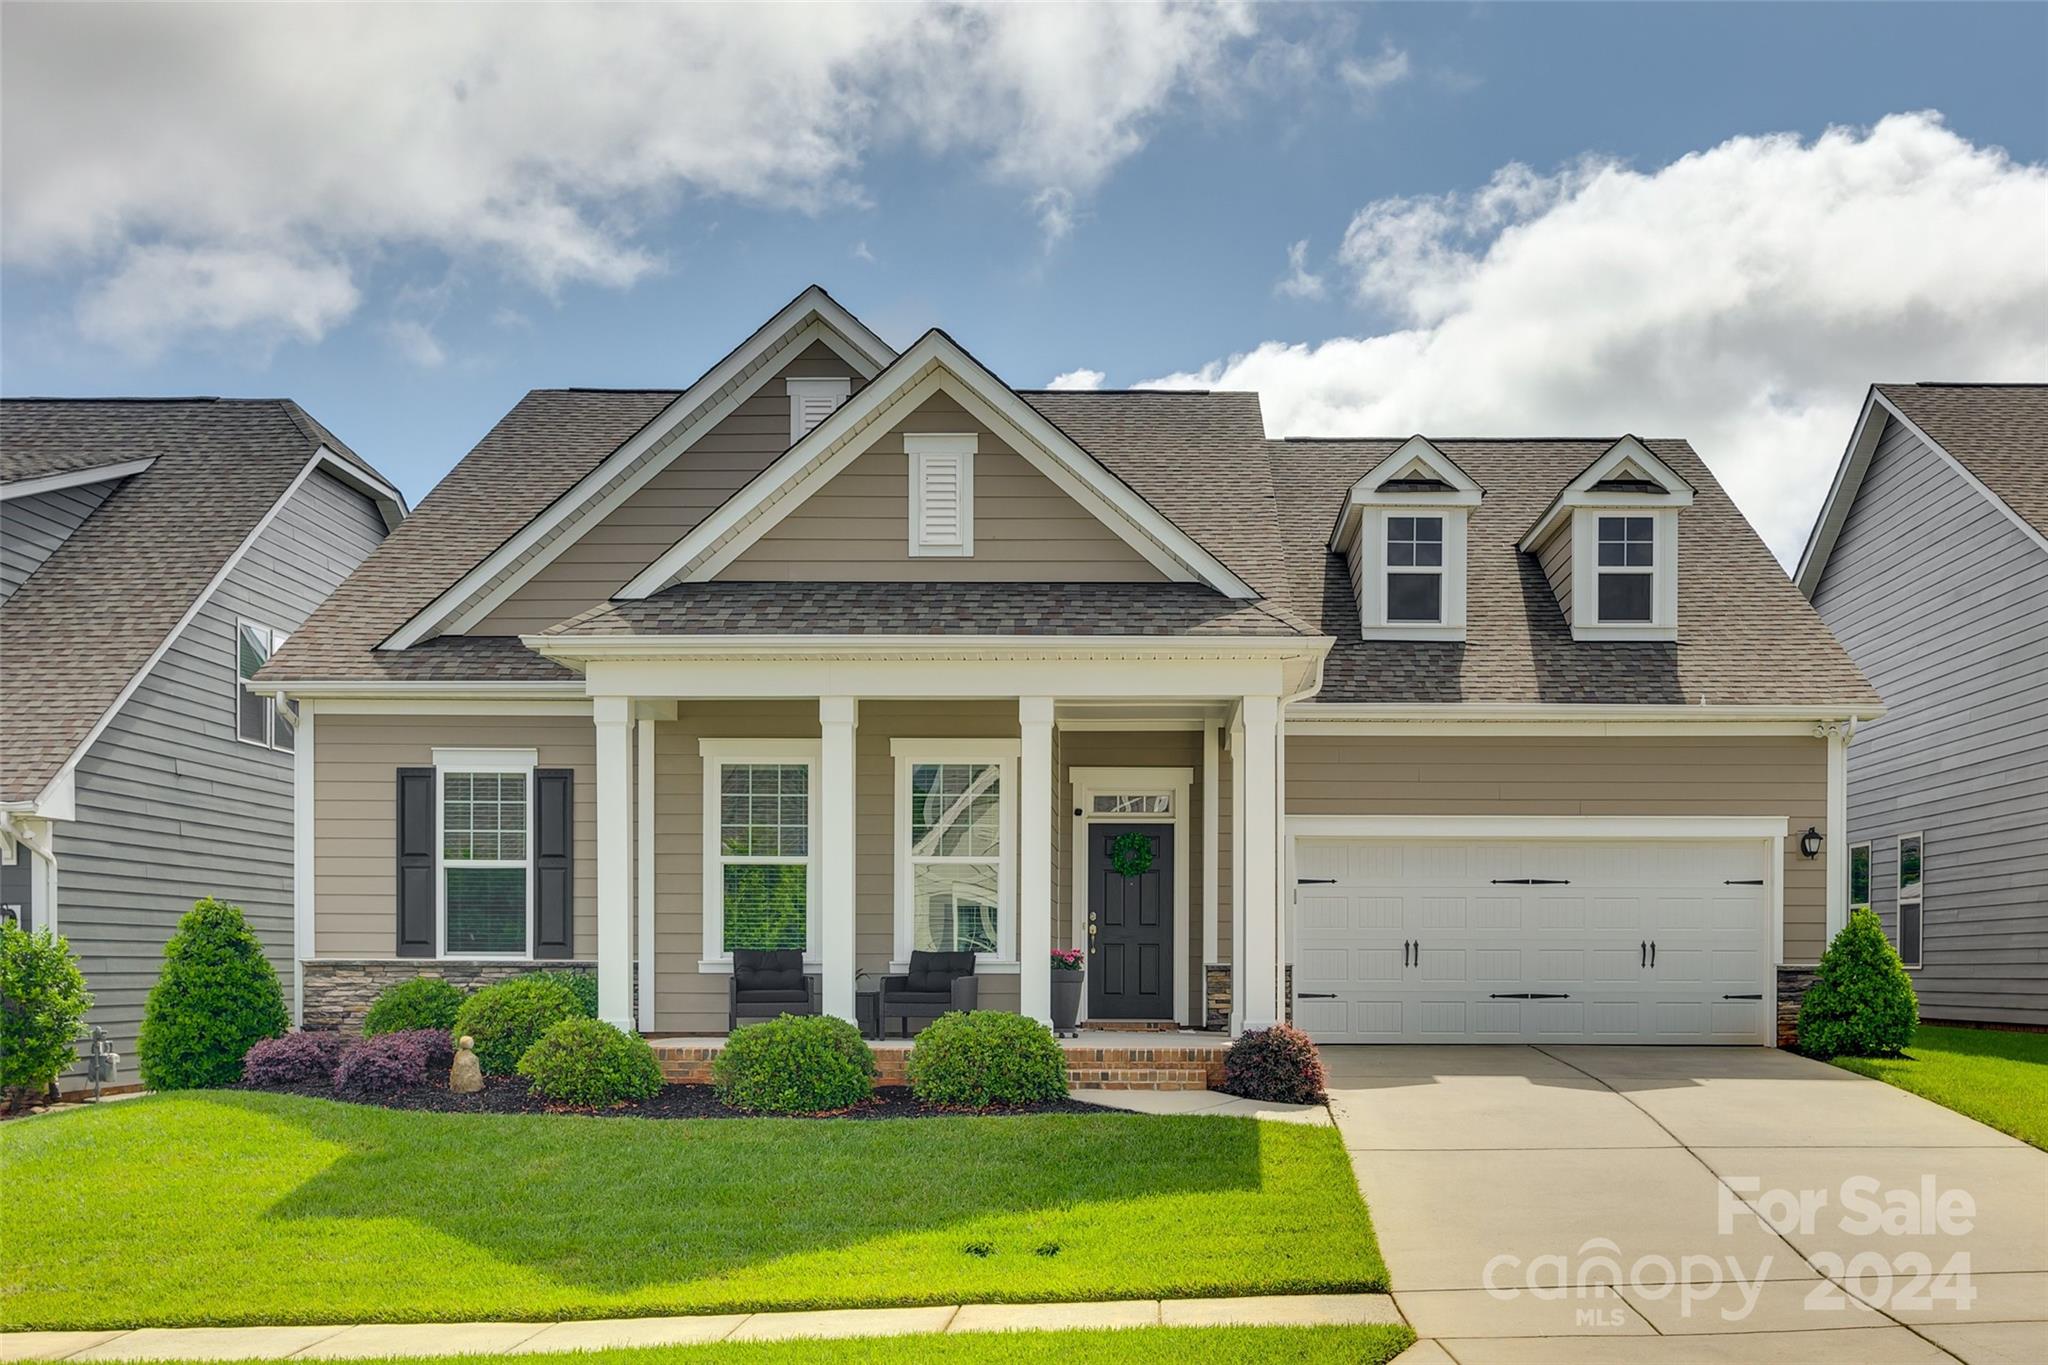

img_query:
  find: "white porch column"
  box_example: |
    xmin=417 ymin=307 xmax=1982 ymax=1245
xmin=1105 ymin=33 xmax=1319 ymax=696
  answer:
xmin=819 ymin=697 xmax=859 ymax=1023
xmin=1018 ymin=696 xmax=1055 ymax=1025
xmin=1238 ymin=695 xmax=1281 ymax=1029
xmin=1822 ymin=719 xmax=1851 ymax=943
xmin=634 ymin=711 xmax=658 ymax=1031
xmin=594 ymin=695 xmax=634 ymax=1028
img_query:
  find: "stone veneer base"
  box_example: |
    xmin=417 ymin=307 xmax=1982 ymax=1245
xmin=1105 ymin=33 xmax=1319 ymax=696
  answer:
xmin=302 ymin=959 xmax=598 ymax=1034
xmin=1776 ymin=965 xmax=1818 ymax=1049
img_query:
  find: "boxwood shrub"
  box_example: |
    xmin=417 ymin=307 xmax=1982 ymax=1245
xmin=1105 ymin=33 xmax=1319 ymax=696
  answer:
xmin=333 ymin=1032 xmax=433 ymax=1099
xmin=242 ymin=1031 xmax=347 ymax=1088
xmin=517 ymin=1017 xmax=664 ymax=1107
xmin=1798 ymin=907 xmax=1919 ymax=1059
xmin=906 ymin=1011 xmax=1068 ymax=1109
xmin=453 ymin=975 xmax=582 ymax=1076
xmin=1220 ymin=1023 xmax=1327 ymax=1104
xmin=362 ymin=976 xmax=465 ymax=1037
xmin=508 ymin=969 xmax=599 ymax=1019
xmin=0 ymin=922 xmax=93 ymax=1112
xmin=136 ymin=898 xmax=289 ymax=1090
xmin=713 ymin=1014 xmax=876 ymax=1114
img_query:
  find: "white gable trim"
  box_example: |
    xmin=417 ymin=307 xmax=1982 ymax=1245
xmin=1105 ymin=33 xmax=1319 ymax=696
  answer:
xmin=1330 ymin=436 xmax=1483 ymax=550
xmin=0 ymin=457 xmax=156 ymax=501
xmin=1795 ymin=388 xmax=2048 ymax=598
xmin=1518 ymin=435 xmax=1695 ymax=553
xmin=619 ymin=331 xmax=1255 ymax=599
xmin=383 ymin=287 xmax=895 ymax=649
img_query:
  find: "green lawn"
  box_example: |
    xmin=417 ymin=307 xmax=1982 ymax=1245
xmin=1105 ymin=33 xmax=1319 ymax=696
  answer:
xmin=206 ymin=1326 xmax=1416 ymax=1365
xmin=0 ymin=1091 xmax=1386 ymax=1331
xmin=1832 ymin=1024 xmax=2048 ymax=1149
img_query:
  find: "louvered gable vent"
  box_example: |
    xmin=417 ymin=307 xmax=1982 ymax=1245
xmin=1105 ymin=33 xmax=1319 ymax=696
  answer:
xmin=786 ymin=377 xmax=851 ymax=443
xmin=906 ymin=432 xmax=976 ymax=556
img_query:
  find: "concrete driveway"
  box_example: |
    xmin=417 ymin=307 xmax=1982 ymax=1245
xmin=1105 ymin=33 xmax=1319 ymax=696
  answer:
xmin=1329 ymin=1046 xmax=2047 ymax=1364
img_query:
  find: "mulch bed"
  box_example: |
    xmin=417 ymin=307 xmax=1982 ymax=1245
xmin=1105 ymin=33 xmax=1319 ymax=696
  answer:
xmin=243 ymin=1075 xmax=1110 ymax=1120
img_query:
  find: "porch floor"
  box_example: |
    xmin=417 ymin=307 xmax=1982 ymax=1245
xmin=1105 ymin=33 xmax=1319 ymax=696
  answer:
xmin=646 ymin=1030 xmax=1231 ymax=1091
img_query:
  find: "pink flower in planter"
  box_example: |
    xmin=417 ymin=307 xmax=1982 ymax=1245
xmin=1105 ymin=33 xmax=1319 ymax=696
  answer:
xmin=1050 ymin=949 xmax=1085 ymax=972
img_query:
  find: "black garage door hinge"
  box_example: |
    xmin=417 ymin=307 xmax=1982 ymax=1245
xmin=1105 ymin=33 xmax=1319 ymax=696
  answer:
xmin=1722 ymin=993 xmax=1764 ymax=1000
xmin=1724 ymin=879 xmax=1765 ymax=886
xmin=1489 ymin=992 xmax=1571 ymax=999
xmin=1297 ymin=992 xmax=1338 ymax=999
xmin=1492 ymin=878 xmax=1571 ymax=885
xmin=1296 ymin=877 xmax=1337 ymax=885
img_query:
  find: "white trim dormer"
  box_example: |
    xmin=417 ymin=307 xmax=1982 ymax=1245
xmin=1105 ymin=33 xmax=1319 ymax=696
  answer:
xmin=1331 ymin=437 xmax=1482 ymax=642
xmin=907 ymin=432 xmax=975 ymax=557
xmin=1520 ymin=436 xmax=1694 ymax=643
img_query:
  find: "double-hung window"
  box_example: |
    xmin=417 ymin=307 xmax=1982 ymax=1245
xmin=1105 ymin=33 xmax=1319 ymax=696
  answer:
xmin=700 ymin=741 xmax=818 ymax=962
xmin=437 ymin=754 xmax=531 ymax=957
xmin=236 ymin=621 xmax=295 ymax=751
xmin=1385 ymin=515 xmax=1445 ymax=624
xmin=1849 ymin=842 xmax=1872 ymax=913
xmin=1897 ymin=834 xmax=1923 ymax=968
xmin=893 ymin=741 xmax=1016 ymax=965
xmin=1595 ymin=516 xmax=1656 ymax=623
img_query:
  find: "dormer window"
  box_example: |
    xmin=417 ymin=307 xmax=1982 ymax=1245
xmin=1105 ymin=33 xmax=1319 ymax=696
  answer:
xmin=1595 ymin=515 xmax=1655 ymax=622
xmin=787 ymin=377 xmax=850 ymax=444
xmin=1330 ymin=436 xmax=1482 ymax=642
xmin=1519 ymin=435 xmax=1693 ymax=642
xmin=907 ymin=432 xmax=975 ymax=557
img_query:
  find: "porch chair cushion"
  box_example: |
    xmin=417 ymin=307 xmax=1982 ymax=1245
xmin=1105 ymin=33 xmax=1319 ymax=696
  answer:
xmin=905 ymin=950 xmax=975 ymax=993
xmin=733 ymin=949 xmax=805 ymax=994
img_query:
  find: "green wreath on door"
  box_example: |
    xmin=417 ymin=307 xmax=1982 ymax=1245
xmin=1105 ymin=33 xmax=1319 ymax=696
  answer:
xmin=1109 ymin=831 xmax=1156 ymax=878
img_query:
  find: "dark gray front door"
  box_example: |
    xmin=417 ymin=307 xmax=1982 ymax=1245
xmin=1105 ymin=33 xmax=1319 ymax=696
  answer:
xmin=1088 ymin=823 xmax=1173 ymax=1019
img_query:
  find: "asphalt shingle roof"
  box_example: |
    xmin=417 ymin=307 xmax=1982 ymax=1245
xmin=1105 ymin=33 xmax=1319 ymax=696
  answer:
xmin=1876 ymin=384 xmax=2048 ymax=537
xmin=547 ymin=581 xmax=1316 ymax=639
xmin=0 ymin=399 xmax=395 ymax=803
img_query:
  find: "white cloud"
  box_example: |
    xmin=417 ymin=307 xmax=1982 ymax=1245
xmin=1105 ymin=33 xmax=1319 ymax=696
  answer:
xmin=851 ymin=240 xmax=877 ymax=264
xmin=74 ymin=244 xmax=358 ymax=359
xmin=3 ymin=2 xmax=1257 ymax=353
xmin=1275 ymin=238 xmax=1325 ymax=300
xmin=384 ymin=319 xmax=447 ymax=369
xmin=1337 ymin=41 xmax=1410 ymax=102
xmin=1146 ymin=114 xmax=2048 ymax=562
xmin=1046 ymin=368 xmax=1106 ymax=391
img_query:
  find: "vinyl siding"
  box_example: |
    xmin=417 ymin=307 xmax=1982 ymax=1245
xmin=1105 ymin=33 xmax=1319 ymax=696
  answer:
xmin=0 ymin=478 xmax=119 ymax=604
xmin=1283 ymin=734 xmax=1829 ymax=962
xmin=1535 ymin=524 xmax=1574 ymax=627
xmin=57 ymin=469 xmax=387 ymax=1082
xmin=472 ymin=344 xmax=866 ymax=634
xmin=720 ymin=394 xmax=1164 ymax=582
xmin=313 ymin=713 xmax=599 ymax=960
xmin=1811 ymin=415 xmax=2048 ymax=1026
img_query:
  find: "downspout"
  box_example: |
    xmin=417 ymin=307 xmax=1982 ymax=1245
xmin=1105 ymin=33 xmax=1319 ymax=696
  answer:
xmin=1273 ymin=646 xmax=1330 ymax=1029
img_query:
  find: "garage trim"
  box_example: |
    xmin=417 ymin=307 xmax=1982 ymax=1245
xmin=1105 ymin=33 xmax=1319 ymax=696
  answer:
xmin=1286 ymin=814 xmax=1790 ymax=966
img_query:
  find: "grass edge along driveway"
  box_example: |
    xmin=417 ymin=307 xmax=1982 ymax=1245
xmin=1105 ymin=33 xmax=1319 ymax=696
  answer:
xmin=1829 ymin=1024 xmax=2048 ymax=1150
xmin=2 ymin=1091 xmax=1387 ymax=1331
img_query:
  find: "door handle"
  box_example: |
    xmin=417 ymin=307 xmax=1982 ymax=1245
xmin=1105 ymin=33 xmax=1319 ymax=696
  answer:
xmin=1650 ymin=941 xmax=1657 ymax=968
xmin=1641 ymin=940 xmax=1647 ymax=969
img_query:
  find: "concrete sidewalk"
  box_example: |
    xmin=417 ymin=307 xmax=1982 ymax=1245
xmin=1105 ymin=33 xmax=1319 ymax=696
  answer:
xmin=0 ymin=1295 xmax=1403 ymax=1361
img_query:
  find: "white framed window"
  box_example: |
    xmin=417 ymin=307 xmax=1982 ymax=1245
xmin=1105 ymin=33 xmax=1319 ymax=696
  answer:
xmin=787 ymin=377 xmax=850 ymax=443
xmin=1385 ymin=514 xmax=1446 ymax=624
xmin=235 ymin=620 xmax=295 ymax=751
xmin=1897 ymin=833 xmax=1923 ymax=968
xmin=1091 ymin=793 xmax=1173 ymax=815
xmin=893 ymin=739 xmax=1017 ymax=966
xmin=433 ymin=748 xmax=535 ymax=959
xmin=1566 ymin=506 xmax=1679 ymax=639
xmin=907 ymin=432 xmax=975 ymax=557
xmin=700 ymin=740 xmax=820 ymax=966
xmin=1595 ymin=515 xmax=1656 ymax=623
xmin=1849 ymin=841 xmax=1872 ymax=913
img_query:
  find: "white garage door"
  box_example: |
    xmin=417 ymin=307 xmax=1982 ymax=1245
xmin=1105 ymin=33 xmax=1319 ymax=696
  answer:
xmin=1292 ymin=837 xmax=1771 ymax=1044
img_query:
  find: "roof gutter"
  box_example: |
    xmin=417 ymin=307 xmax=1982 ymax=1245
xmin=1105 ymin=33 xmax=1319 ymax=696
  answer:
xmin=522 ymin=632 xmax=1333 ymax=665
xmin=1290 ymin=701 xmax=1887 ymax=725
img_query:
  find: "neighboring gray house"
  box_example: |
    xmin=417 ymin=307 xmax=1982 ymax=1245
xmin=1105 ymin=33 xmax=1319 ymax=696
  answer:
xmin=0 ymin=399 xmax=405 ymax=1085
xmin=1799 ymin=383 xmax=2048 ymax=1029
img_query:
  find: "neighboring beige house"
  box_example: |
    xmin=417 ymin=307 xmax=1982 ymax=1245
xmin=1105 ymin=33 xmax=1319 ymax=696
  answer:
xmin=259 ymin=287 xmax=1881 ymax=1047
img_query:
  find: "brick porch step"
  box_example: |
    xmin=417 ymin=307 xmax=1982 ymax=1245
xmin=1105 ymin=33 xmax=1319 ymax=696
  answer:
xmin=649 ymin=1036 xmax=1229 ymax=1092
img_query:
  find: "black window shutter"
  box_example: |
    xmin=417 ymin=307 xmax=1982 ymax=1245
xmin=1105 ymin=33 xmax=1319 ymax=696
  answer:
xmin=532 ymin=768 xmax=574 ymax=960
xmin=395 ymin=767 xmax=436 ymax=958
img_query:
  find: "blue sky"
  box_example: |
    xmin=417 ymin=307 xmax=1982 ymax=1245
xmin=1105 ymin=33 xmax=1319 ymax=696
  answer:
xmin=4 ymin=2 xmax=2045 ymax=560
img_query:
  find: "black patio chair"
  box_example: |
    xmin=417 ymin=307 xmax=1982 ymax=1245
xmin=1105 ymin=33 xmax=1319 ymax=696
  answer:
xmin=727 ymin=948 xmax=817 ymax=1031
xmin=877 ymin=950 xmax=979 ymax=1038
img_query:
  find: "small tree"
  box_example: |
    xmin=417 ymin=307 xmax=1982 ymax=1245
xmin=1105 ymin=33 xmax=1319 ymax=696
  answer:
xmin=0 ymin=921 xmax=94 ymax=1112
xmin=137 ymin=898 xmax=288 ymax=1090
xmin=1798 ymin=906 xmax=1918 ymax=1059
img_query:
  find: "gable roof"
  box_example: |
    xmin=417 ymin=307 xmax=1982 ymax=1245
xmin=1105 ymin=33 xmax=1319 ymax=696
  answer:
xmin=1518 ymin=435 xmax=1696 ymax=551
xmin=1273 ymin=437 xmax=1878 ymax=708
xmin=615 ymin=330 xmax=1257 ymax=599
xmin=0 ymin=398 xmax=404 ymax=806
xmin=1796 ymin=383 xmax=2048 ymax=596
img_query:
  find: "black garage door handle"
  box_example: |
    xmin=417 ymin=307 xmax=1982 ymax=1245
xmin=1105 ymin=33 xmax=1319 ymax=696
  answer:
xmin=1489 ymin=992 xmax=1571 ymax=999
xmin=1491 ymin=878 xmax=1571 ymax=885
xmin=1297 ymin=992 xmax=1338 ymax=999
xmin=1722 ymin=993 xmax=1763 ymax=1000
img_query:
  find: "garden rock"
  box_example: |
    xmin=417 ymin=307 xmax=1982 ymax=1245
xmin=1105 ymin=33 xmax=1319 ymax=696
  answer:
xmin=450 ymin=1035 xmax=483 ymax=1093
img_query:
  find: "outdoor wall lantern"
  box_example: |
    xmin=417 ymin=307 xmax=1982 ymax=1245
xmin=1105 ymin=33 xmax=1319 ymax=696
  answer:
xmin=1799 ymin=826 xmax=1823 ymax=859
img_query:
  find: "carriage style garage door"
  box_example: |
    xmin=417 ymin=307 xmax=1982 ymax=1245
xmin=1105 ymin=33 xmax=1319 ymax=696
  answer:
xmin=1291 ymin=833 xmax=1774 ymax=1044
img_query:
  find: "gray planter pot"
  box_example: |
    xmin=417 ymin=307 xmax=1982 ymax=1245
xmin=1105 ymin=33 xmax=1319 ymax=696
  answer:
xmin=1051 ymin=973 xmax=1084 ymax=1036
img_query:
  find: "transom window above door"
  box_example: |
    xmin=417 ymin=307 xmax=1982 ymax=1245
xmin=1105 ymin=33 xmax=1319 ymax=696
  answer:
xmin=1091 ymin=793 xmax=1173 ymax=815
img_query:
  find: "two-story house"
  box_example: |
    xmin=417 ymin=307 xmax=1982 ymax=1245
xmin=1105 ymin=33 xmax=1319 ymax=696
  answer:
xmin=257 ymin=287 xmax=1880 ymax=1051
xmin=0 ymin=399 xmax=404 ymax=1084
xmin=1799 ymin=383 xmax=2048 ymax=1029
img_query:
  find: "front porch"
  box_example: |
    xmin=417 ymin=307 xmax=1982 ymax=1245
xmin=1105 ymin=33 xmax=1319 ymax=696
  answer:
xmin=649 ymin=1029 xmax=1232 ymax=1091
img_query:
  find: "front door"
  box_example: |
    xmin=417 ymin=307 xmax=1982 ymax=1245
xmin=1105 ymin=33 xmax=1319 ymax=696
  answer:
xmin=1087 ymin=823 xmax=1174 ymax=1019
